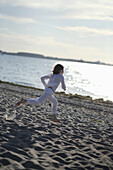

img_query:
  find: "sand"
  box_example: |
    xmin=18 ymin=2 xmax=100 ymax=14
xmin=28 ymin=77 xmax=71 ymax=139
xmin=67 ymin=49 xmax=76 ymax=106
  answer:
xmin=0 ymin=81 xmax=113 ymax=170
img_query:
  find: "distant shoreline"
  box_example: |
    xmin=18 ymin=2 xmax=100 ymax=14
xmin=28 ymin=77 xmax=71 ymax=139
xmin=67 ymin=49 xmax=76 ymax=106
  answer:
xmin=0 ymin=50 xmax=113 ymax=66
xmin=0 ymin=80 xmax=113 ymax=104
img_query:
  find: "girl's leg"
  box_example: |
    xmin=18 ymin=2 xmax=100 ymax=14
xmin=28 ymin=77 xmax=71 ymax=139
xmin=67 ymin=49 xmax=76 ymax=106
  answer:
xmin=26 ymin=88 xmax=53 ymax=106
xmin=48 ymin=95 xmax=60 ymax=122
xmin=49 ymin=95 xmax=58 ymax=114
xmin=16 ymin=92 xmax=50 ymax=106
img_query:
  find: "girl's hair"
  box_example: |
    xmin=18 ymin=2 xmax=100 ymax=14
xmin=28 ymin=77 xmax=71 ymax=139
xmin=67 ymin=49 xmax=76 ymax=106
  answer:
xmin=52 ymin=64 xmax=64 ymax=74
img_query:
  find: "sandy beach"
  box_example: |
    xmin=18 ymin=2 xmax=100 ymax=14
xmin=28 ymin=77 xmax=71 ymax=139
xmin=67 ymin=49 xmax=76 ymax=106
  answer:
xmin=0 ymin=81 xmax=113 ymax=170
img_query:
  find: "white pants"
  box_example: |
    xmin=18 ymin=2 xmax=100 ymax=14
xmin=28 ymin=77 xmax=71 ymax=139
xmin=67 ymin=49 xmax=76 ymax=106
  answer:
xmin=27 ymin=88 xmax=58 ymax=114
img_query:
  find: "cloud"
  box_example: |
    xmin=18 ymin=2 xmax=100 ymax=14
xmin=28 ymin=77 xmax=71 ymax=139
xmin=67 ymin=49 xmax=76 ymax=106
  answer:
xmin=0 ymin=31 xmax=110 ymax=60
xmin=0 ymin=0 xmax=61 ymax=9
xmin=53 ymin=13 xmax=113 ymax=22
xmin=56 ymin=26 xmax=113 ymax=37
xmin=0 ymin=13 xmax=37 ymax=24
xmin=0 ymin=31 xmax=74 ymax=48
xmin=0 ymin=31 xmax=96 ymax=55
xmin=0 ymin=27 xmax=9 ymax=31
xmin=1 ymin=0 xmax=113 ymax=11
xmin=1 ymin=0 xmax=113 ymax=22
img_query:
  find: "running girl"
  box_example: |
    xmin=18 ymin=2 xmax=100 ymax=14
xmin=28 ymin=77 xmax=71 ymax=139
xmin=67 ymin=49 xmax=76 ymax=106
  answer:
xmin=16 ymin=64 xmax=66 ymax=122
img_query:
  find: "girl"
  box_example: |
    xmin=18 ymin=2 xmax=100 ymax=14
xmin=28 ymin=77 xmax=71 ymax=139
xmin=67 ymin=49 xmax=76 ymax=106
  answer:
xmin=16 ymin=64 xmax=66 ymax=122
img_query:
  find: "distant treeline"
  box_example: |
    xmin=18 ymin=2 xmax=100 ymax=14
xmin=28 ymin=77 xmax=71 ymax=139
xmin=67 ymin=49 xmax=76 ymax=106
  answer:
xmin=0 ymin=50 xmax=112 ymax=66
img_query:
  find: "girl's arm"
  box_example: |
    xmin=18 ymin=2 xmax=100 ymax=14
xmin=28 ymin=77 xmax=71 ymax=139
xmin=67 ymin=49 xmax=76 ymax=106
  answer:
xmin=41 ymin=74 xmax=51 ymax=87
xmin=61 ymin=75 xmax=66 ymax=91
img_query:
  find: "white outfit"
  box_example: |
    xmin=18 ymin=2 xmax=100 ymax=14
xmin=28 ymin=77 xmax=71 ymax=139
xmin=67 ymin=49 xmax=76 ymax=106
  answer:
xmin=27 ymin=74 xmax=66 ymax=114
xmin=41 ymin=74 xmax=66 ymax=91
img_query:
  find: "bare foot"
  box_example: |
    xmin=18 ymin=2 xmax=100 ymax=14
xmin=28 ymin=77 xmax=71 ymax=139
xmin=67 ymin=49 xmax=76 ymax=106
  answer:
xmin=16 ymin=98 xmax=26 ymax=106
xmin=53 ymin=114 xmax=60 ymax=122
xmin=53 ymin=118 xmax=61 ymax=122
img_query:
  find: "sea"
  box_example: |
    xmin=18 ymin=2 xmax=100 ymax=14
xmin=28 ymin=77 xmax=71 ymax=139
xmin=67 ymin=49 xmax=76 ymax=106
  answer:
xmin=0 ymin=54 xmax=113 ymax=101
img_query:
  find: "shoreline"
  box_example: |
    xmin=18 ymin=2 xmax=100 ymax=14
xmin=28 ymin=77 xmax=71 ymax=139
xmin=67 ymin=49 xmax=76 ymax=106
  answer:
xmin=0 ymin=80 xmax=113 ymax=105
xmin=1 ymin=50 xmax=113 ymax=66
xmin=0 ymin=81 xmax=113 ymax=169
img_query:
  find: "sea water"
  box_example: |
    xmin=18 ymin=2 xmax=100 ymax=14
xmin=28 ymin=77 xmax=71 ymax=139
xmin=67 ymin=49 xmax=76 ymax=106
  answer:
xmin=0 ymin=54 xmax=113 ymax=101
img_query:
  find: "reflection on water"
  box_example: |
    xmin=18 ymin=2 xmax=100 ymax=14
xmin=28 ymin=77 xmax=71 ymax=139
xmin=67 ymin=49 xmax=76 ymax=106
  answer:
xmin=0 ymin=54 xmax=113 ymax=101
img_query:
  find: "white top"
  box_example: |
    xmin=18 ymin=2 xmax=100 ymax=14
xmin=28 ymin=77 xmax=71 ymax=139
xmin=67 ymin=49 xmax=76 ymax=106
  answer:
xmin=41 ymin=74 xmax=66 ymax=92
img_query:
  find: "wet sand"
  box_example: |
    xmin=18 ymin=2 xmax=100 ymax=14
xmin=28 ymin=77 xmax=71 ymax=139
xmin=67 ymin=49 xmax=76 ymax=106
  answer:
xmin=0 ymin=81 xmax=113 ymax=170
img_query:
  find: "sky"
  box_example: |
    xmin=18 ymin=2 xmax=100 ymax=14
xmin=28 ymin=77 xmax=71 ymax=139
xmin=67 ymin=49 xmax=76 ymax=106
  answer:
xmin=0 ymin=0 xmax=113 ymax=64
